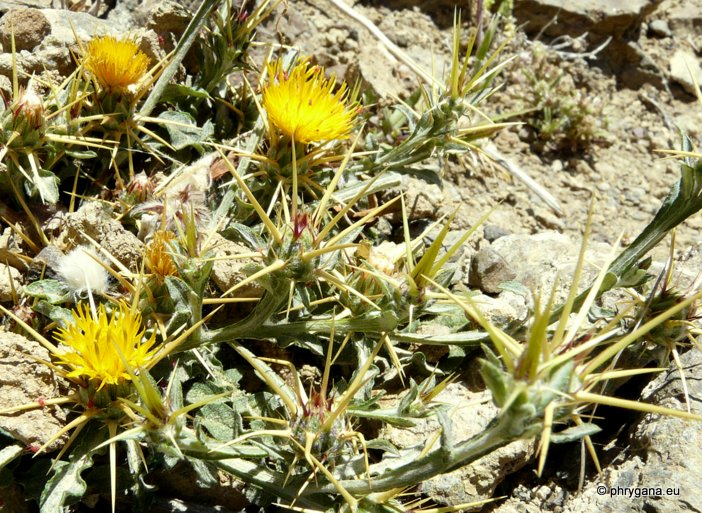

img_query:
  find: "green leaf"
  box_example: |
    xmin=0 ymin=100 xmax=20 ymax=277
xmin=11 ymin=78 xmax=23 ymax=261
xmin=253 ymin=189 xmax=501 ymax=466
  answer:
xmin=25 ymin=168 xmax=60 ymax=204
xmin=24 ymin=279 xmax=72 ymax=304
xmin=398 ymin=380 xmax=419 ymax=413
xmin=390 ymin=331 xmax=487 ymax=346
xmin=33 ymin=300 xmax=74 ymax=327
xmin=158 ymin=110 xmax=213 ymax=151
xmin=188 ymin=458 xmax=218 ymax=488
xmin=365 ymin=438 xmax=399 ymax=455
xmin=479 ymin=358 xmax=510 ymax=407
xmin=139 ymin=0 xmax=220 ymax=116
xmin=164 ymin=276 xmax=194 ymax=331
xmin=347 ymin=408 xmax=416 ymax=427
xmin=550 ymin=423 xmax=601 ymax=444
xmin=40 ymin=445 xmax=94 ymax=512
xmin=199 ymin=403 xmax=240 ymax=441
xmin=64 ymin=149 xmax=97 ymax=159
xmin=160 ymin=83 xmax=211 ymax=104
xmin=497 ymin=280 xmax=530 ymax=297
xmin=221 ymin=223 xmax=265 ymax=250
xmin=0 ymin=445 xmax=22 ymax=472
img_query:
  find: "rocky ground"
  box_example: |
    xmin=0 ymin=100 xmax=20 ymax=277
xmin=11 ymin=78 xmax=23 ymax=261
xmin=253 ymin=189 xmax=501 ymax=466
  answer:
xmin=1 ymin=0 xmax=702 ymax=511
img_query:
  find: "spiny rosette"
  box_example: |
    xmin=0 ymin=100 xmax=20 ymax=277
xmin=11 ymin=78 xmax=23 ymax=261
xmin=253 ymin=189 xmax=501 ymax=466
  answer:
xmin=82 ymin=35 xmax=151 ymax=94
xmin=262 ymin=58 xmax=359 ymax=143
xmin=54 ymin=301 xmax=159 ymax=390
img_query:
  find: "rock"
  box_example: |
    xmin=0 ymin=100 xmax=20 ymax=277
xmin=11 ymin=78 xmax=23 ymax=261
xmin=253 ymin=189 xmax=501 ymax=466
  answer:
xmin=209 ymin=233 xmax=263 ymax=299
xmin=669 ymin=49 xmax=702 ymax=95
xmin=133 ymin=27 xmax=166 ymax=68
xmin=382 ymin=383 xmax=533 ymax=506
xmin=489 ymin=482 xmax=567 ymax=513
xmin=142 ymin=0 xmax=192 ymax=36
xmin=0 ymin=9 xmax=117 ymax=80
xmin=357 ymin=42 xmax=413 ymax=99
xmin=0 ymin=0 xmax=52 ymax=14
xmin=470 ymin=232 xmax=611 ymax=300
xmin=55 ymin=201 xmax=144 ymax=271
xmin=0 ymin=263 xmax=21 ymax=301
xmin=386 ymin=175 xmax=443 ymax=222
xmin=0 ymin=330 xmax=66 ymax=452
xmin=28 ymin=244 xmax=64 ymax=281
xmin=529 ymin=206 xmax=565 ymax=231
xmin=674 ymin=242 xmax=702 ymax=290
xmin=469 ymin=246 xmax=516 ymax=294
xmin=0 ymin=227 xmax=28 ymax=271
xmin=470 ymin=292 xmax=527 ymax=327
xmin=514 ymin=0 xmax=661 ymax=38
xmin=667 ymin=3 xmax=702 ymax=35
xmin=0 ymin=8 xmax=50 ymax=51
xmin=483 ymin=224 xmax=511 ymax=243
xmin=647 ymin=19 xmax=671 ymax=38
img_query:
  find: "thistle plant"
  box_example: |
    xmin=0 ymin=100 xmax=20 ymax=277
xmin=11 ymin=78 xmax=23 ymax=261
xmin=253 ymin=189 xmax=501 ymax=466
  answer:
xmin=3 ymin=3 xmax=702 ymax=512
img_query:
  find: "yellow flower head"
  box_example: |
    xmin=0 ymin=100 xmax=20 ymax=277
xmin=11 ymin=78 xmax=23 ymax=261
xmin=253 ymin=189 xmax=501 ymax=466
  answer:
xmin=54 ymin=302 xmax=159 ymax=390
xmin=145 ymin=230 xmax=179 ymax=281
xmin=262 ymin=58 xmax=359 ymax=143
xmin=83 ymin=35 xmax=151 ymax=93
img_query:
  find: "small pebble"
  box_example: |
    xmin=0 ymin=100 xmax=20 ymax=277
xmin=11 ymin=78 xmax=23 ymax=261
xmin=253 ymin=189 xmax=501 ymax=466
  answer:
xmin=648 ymin=19 xmax=672 ymax=38
xmin=484 ymin=224 xmax=511 ymax=242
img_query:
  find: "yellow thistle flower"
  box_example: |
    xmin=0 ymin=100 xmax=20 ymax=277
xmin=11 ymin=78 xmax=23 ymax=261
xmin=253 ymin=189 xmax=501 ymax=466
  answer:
xmin=54 ymin=302 xmax=159 ymax=390
xmin=145 ymin=230 xmax=179 ymax=281
xmin=262 ymin=59 xmax=359 ymax=143
xmin=83 ymin=35 xmax=151 ymax=93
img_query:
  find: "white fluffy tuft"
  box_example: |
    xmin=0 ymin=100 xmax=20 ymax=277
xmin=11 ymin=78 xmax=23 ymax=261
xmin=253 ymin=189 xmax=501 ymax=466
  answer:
xmin=57 ymin=246 xmax=110 ymax=295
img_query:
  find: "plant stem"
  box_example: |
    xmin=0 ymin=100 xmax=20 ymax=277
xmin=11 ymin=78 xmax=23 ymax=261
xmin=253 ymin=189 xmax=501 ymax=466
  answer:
xmin=140 ymin=0 xmax=220 ymax=117
xmin=302 ymin=411 xmax=526 ymax=497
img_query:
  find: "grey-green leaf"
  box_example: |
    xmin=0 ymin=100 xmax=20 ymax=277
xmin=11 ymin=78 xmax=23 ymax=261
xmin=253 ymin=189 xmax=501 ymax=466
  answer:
xmin=40 ymin=452 xmax=93 ymax=513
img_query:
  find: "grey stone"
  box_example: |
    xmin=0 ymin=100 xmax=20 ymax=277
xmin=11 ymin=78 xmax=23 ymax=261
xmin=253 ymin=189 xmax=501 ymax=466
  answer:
xmin=471 ymin=232 xmax=612 ymax=300
xmin=387 ymin=175 xmax=443 ymax=221
xmin=0 ymin=8 xmax=50 ymax=51
xmin=357 ymin=42 xmax=413 ymax=99
xmin=483 ymin=224 xmax=511 ymax=243
xmin=210 ymin=233 xmax=263 ymax=299
xmin=0 ymin=227 xmax=27 ymax=272
xmin=469 ymin=246 xmax=516 ymax=294
xmin=0 ymin=0 xmax=52 ymax=14
xmin=470 ymin=292 xmax=526 ymax=327
xmin=530 ymin=206 xmax=565 ymax=231
xmin=514 ymin=0 xmax=661 ymax=38
xmin=648 ymin=19 xmax=671 ymax=38
xmin=667 ymin=3 xmax=702 ymax=35
xmin=143 ymin=0 xmax=192 ymax=36
xmin=0 ymin=330 xmax=66 ymax=451
xmin=0 ymin=9 xmax=117 ymax=79
xmin=669 ymin=49 xmax=702 ymax=95
xmin=0 ymin=263 xmax=20 ymax=301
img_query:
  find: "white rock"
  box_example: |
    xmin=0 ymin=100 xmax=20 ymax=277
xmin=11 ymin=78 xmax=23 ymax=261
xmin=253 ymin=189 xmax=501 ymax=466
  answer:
xmin=0 ymin=263 xmax=21 ymax=302
xmin=669 ymin=49 xmax=702 ymax=95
